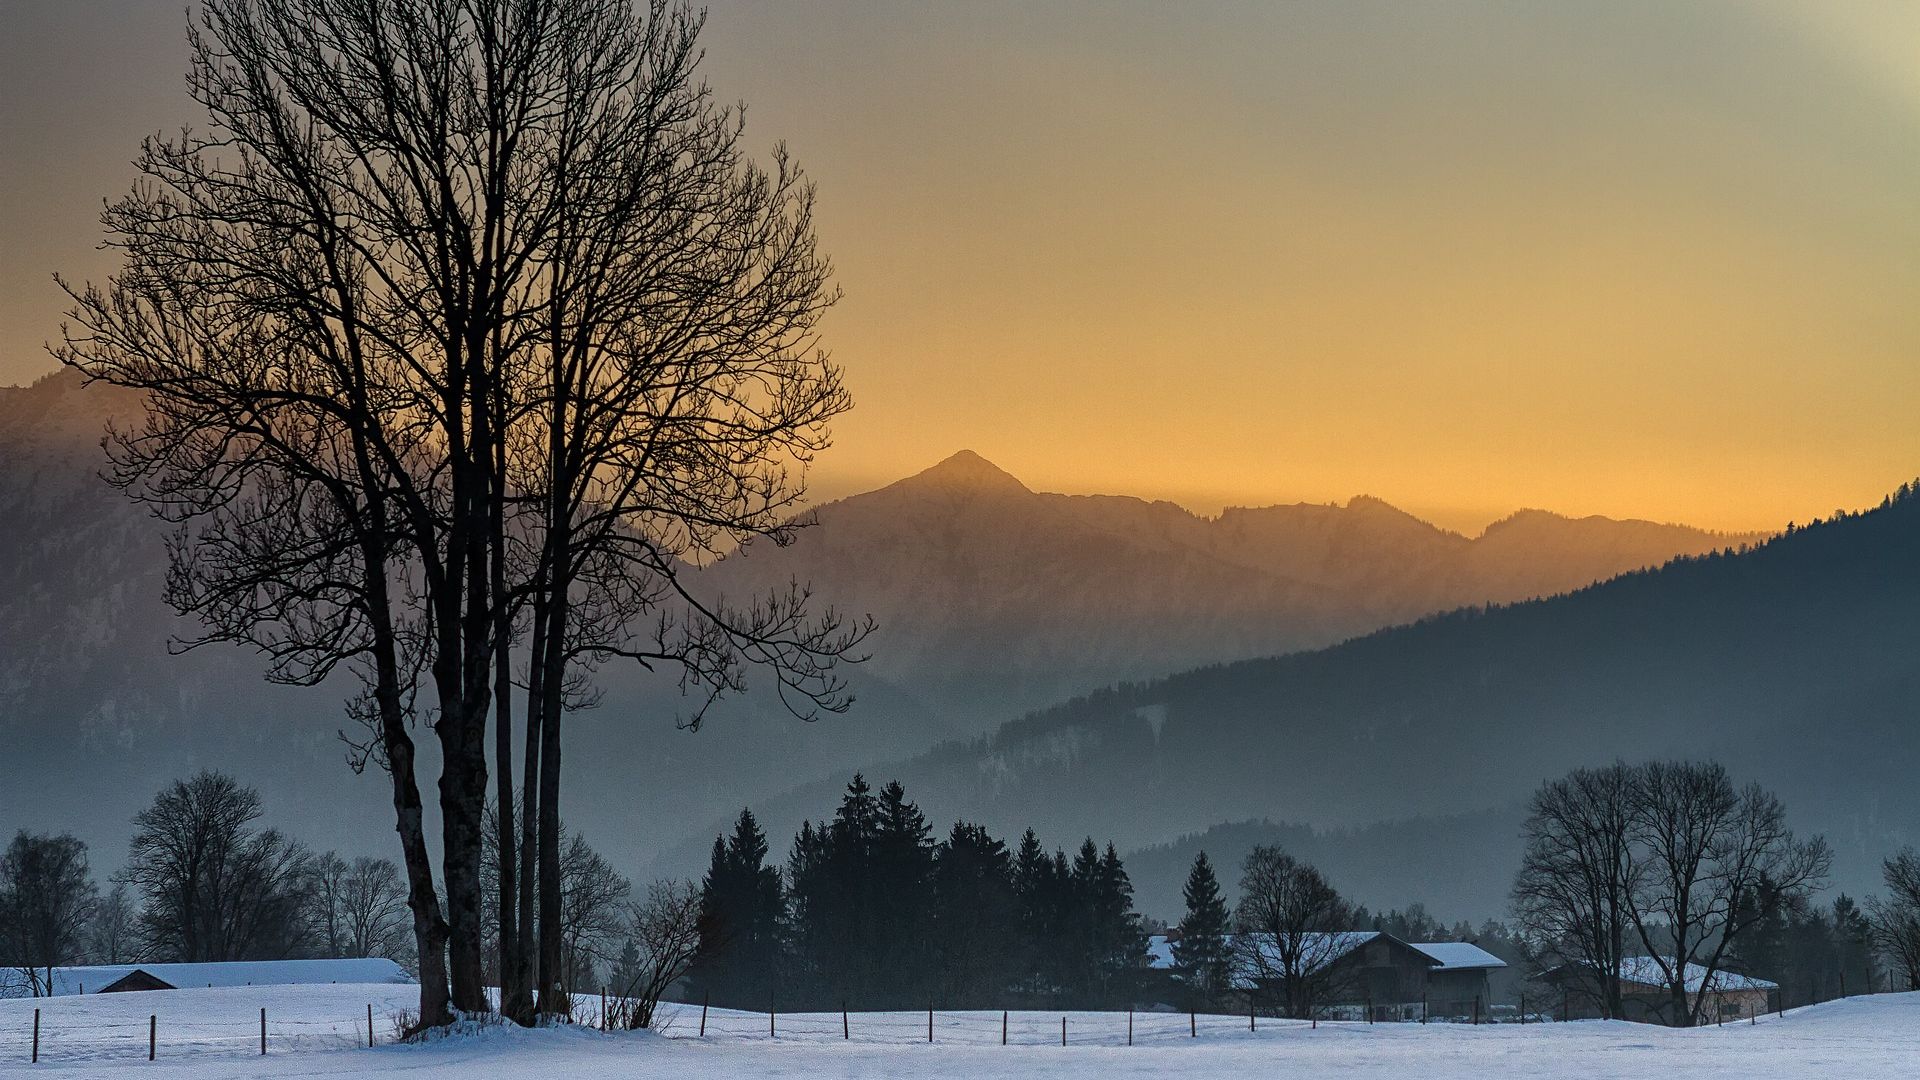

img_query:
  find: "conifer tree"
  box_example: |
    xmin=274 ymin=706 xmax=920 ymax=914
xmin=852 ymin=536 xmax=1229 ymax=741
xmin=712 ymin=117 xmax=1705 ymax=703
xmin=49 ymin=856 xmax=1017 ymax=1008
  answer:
xmin=691 ymin=809 xmax=785 ymax=1007
xmin=1172 ymin=851 xmax=1233 ymax=1007
xmin=873 ymin=781 xmax=936 ymax=1006
xmin=932 ymin=822 xmax=1018 ymax=1007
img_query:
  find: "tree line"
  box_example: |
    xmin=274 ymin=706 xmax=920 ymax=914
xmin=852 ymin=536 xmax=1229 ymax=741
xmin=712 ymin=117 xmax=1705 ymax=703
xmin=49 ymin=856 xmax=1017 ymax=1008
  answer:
xmin=55 ymin=0 xmax=862 ymax=1031
xmin=2 ymin=771 xmax=702 ymax=1015
xmin=690 ymin=776 xmax=1151 ymax=1011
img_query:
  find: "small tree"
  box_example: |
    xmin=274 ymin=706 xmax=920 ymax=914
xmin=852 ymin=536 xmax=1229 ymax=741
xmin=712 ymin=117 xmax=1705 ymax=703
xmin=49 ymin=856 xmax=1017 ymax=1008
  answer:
xmin=1234 ymin=846 xmax=1353 ymax=1019
xmin=89 ymin=883 xmax=141 ymax=965
xmin=312 ymin=854 xmax=411 ymax=962
xmin=1172 ymin=851 xmax=1233 ymax=1007
xmin=1868 ymin=848 xmax=1920 ymax=991
xmin=0 ymin=832 xmax=98 ymax=996
xmin=610 ymin=880 xmax=703 ymax=1029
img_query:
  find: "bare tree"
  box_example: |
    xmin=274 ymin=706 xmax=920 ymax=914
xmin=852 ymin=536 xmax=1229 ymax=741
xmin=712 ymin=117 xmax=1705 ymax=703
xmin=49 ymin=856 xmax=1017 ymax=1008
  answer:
xmin=89 ymin=883 xmax=143 ymax=965
xmin=1234 ymin=846 xmax=1354 ymax=1018
xmin=0 ymin=832 xmax=98 ymax=997
xmin=59 ymin=0 xmax=862 ymax=1029
xmin=610 ymin=879 xmax=702 ymax=1029
xmin=1511 ymin=762 xmax=1638 ymax=1018
xmin=1867 ymin=848 xmax=1920 ymax=991
xmin=1626 ymin=761 xmax=1830 ymax=1026
xmin=557 ymin=833 xmax=632 ymax=994
xmin=123 ymin=772 xmax=314 ymax=962
xmin=313 ymin=853 xmax=412 ymax=962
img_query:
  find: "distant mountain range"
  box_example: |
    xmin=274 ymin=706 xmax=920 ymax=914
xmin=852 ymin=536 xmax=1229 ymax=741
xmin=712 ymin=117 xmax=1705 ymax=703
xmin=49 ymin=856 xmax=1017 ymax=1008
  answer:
xmin=702 ymin=447 xmax=1765 ymax=736
xmin=3 ymin=367 xmax=1852 ymax=927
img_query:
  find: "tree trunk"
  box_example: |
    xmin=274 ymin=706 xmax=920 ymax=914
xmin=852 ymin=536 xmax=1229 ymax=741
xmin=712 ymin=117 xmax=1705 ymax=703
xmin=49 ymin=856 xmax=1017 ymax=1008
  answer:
xmin=365 ymin=554 xmax=451 ymax=1030
xmin=534 ymin=593 xmax=570 ymax=1017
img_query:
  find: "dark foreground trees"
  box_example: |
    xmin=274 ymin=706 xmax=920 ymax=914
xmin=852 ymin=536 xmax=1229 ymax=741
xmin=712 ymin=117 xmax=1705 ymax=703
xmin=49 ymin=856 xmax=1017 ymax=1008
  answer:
xmin=693 ymin=777 xmax=1148 ymax=1010
xmin=61 ymin=0 xmax=861 ymax=1029
xmin=1512 ymin=760 xmax=1830 ymax=1025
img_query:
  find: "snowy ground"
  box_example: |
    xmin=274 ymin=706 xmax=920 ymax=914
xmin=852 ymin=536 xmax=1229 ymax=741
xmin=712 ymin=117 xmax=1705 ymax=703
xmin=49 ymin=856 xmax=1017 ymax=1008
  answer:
xmin=5 ymin=984 xmax=1918 ymax=1078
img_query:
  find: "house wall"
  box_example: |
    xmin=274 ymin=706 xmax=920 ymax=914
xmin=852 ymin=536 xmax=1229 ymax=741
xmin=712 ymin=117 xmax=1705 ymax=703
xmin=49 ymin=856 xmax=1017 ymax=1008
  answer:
xmin=1426 ymin=969 xmax=1490 ymax=1018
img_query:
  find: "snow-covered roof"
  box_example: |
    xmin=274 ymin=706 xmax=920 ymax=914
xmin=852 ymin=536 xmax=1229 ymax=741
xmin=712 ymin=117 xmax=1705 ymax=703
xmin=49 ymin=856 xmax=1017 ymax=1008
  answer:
xmin=1615 ymin=957 xmax=1776 ymax=993
xmin=1536 ymin=957 xmax=1777 ymax=993
xmin=1411 ymin=942 xmax=1508 ymax=971
xmin=8 ymin=958 xmax=411 ymax=997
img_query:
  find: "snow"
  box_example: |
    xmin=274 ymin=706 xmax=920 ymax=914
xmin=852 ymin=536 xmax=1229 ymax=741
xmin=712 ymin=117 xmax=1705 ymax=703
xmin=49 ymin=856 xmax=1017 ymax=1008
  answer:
xmin=6 ymin=959 xmax=411 ymax=997
xmin=1545 ymin=957 xmax=1778 ymax=993
xmin=7 ymin=982 xmax=1917 ymax=1078
xmin=1408 ymin=943 xmax=1507 ymax=971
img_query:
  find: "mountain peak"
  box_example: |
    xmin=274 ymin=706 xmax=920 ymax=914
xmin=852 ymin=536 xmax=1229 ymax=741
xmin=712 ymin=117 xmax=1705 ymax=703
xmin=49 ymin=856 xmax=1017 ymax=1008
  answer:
xmin=897 ymin=450 xmax=1032 ymax=496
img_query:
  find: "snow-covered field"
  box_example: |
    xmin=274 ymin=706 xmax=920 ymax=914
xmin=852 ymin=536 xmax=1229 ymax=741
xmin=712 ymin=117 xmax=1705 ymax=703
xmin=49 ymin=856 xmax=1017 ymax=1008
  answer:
xmin=5 ymin=984 xmax=1918 ymax=1078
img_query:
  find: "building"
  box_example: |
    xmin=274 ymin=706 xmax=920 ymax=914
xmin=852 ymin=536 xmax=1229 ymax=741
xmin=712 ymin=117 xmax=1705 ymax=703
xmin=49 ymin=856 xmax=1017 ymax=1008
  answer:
xmin=1410 ymin=942 xmax=1508 ymax=1019
xmin=1530 ymin=957 xmax=1777 ymax=1024
xmin=1147 ymin=931 xmax=1507 ymax=1020
xmin=4 ymin=958 xmax=411 ymax=997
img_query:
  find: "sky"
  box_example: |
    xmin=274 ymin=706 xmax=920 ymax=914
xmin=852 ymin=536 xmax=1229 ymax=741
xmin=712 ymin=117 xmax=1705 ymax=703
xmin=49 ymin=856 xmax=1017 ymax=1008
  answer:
xmin=2 ymin=1 xmax=1916 ymax=534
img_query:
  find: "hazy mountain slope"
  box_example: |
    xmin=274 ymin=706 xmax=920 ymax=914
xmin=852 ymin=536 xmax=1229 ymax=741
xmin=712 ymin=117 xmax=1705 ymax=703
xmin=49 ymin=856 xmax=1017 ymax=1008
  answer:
xmin=705 ymin=449 xmax=1763 ymax=731
xmin=709 ymin=488 xmax=1919 ymax=918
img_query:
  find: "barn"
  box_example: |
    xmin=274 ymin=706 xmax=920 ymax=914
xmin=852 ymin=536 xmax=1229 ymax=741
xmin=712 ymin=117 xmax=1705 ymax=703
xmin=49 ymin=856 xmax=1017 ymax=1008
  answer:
xmin=1147 ymin=931 xmax=1507 ymax=1020
xmin=1411 ymin=942 xmax=1508 ymax=1020
xmin=1530 ymin=957 xmax=1777 ymax=1024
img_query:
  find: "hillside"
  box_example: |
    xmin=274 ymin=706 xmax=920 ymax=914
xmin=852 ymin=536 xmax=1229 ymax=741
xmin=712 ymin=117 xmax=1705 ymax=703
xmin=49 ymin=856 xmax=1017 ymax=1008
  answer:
xmin=703 ymin=449 xmax=1764 ymax=730
xmin=711 ymin=486 xmax=1920 ymax=918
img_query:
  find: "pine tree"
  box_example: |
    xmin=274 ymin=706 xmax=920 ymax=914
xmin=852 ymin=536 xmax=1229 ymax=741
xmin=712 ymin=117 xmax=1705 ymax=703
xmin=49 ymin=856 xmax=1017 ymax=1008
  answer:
xmin=1172 ymin=851 xmax=1233 ymax=1007
xmin=1094 ymin=843 xmax=1148 ymax=1006
xmin=931 ymin=822 xmax=1018 ymax=1006
xmin=1011 ymin=829 xmax=1056 ymax=999
xmin=691 ymin=809 xmax=785 ymax=1007
xmin=872 ymin=781 xmax=936 ymax=1006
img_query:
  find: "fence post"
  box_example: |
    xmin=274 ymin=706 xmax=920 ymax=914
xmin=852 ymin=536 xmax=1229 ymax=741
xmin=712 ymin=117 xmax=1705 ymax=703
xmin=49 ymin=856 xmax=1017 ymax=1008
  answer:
xmin=1249 ymin=999 xmax=1255 ymax=1032
xmin=700 ymin=992 xmax=709 ymax=1037
xmin=1128 ymin=1006 xmax=1133 ymax=1047
xmin=368 ymin=1004 xmax=374 ymax=1048
xmin=261 ymin=1007 xmax=267 ymax=1055
xmin=1002 ymin=1010 xmax=1007 ymax=1045
xmin=1367 ymin=990 xmax=1374 ymax=1024
xmin=1473 ymin=995 xmax=1480 ymax=1026
xmin=1519 ymin=991 xmax=1525 ymax=1024
xmin=1190 ymin=1009 xmax=1195 ymax=1038
xmin=843 ymin=1003 xmax=849 ymax=1040
xmin=1562 ymin=987 xmax=1569 ymax=1022
xmin=928 ymin=1003 xmax=933 ymax=1043
xmin=1421 ymin=992 xmax=1427 ymax=1024
xmin=769 ymin=989 xmax=775 ymax=1039
xmin=1840 ymin=971 xmax=1847 ymax=998
xmin=31 ymin=1008 xmax=39 ymax=1064
xmin=149 ymin=1014 xmax=156 ymax=1061
xmin=601 ymin=989 xmax=608 ymax=1032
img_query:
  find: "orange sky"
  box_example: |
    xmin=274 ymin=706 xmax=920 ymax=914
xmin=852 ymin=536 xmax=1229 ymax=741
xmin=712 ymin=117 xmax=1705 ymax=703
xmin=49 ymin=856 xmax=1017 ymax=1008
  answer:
xmin=4 ymin=1 xmax=1917 ymax=533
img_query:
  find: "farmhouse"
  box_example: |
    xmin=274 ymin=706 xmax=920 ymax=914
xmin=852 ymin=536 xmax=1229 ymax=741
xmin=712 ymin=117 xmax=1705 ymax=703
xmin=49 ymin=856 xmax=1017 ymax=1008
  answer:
xmin=5 ymin=958 xmax=411 ymax=997
xmin=1530 ymin=957 xmax=1777 ymax=1024
xmin=1147 ymin=931 xmax=1507 ymax=1020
